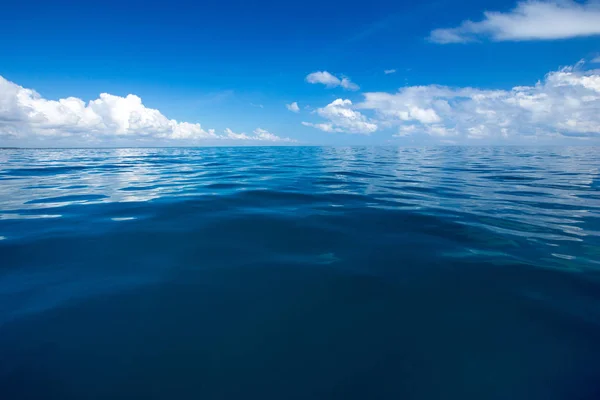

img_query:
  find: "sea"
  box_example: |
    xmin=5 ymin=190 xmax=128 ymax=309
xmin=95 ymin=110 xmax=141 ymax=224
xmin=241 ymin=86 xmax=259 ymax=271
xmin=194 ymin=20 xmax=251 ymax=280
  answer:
xmin=0 ymin=146 xmax=599 ymax=399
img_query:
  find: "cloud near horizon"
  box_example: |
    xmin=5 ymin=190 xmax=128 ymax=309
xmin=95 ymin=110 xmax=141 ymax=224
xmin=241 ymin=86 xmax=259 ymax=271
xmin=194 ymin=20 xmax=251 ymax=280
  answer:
xmin=303 ymin=99 xmax=378 ymax=135
xmin=305 ymin=71 xmax=360 ymax=91
xmin=224 ymin=128 xmax=297 ymax=143
xmin=358 ymin=62 xmax=600 ymax=140
xmin=0 ymin=76 xmax=295 ymax=145
xmin=429 ymin=0 xmax=600 ymax=44
xmin=302 ymin=61 xmax=600 ymax=141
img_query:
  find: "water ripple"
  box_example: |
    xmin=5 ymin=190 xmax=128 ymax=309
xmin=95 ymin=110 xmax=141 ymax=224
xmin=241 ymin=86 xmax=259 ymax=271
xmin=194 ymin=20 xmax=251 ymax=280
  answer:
xmin=1 ymin=147 xmax=600 ymax=399
xmin=0 ymin=147 xmax=598 ymax=270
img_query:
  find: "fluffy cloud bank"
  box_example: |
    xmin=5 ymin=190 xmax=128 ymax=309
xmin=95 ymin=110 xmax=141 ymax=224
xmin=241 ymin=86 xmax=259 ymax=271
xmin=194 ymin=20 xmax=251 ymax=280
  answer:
xmin=304 ymin=62 xmax=600 ymax=140
xmin=0 ymin=76 xmax=218 ymax=142
xmin=305 ymin=71 xmax=360 ymax=91
xmin=0 ymin=76 xmax=295 ymax=145
xmin=362 ymin=62 xmax=600 ymax=139
xmin=430 ymin=1 xmax=600 ymax=43
xmin=302 ymin=99 xmax=378 ymax=135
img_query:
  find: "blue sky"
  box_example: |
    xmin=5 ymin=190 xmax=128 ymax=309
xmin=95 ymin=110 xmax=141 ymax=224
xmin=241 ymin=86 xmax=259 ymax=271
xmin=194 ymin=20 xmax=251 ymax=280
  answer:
xmin=1 ymin=0 xmax=600 ymax=146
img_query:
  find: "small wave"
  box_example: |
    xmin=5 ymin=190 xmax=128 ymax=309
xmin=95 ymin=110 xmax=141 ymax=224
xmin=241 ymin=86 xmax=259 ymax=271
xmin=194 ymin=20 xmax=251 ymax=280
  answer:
xmin=25 ymin=194 xmax=109 ymax=204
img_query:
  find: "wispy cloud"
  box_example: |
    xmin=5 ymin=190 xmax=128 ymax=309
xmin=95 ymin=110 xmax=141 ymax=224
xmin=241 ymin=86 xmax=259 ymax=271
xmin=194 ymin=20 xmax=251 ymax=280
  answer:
xmin=305 ymin=71 xmax=360 ymax=91
xmin=429 ymin=1 xmax=600 ymax=44
xmin=384 ymin=69 xmax=397 ymax=74
xmin=286 ymin=102 xmax=300 ymax=112
xmin=224 ymin=128 xmax=297 ymax=143
xmin=301 ymin=122 xmax=341 ymax=133
xmin=250 ymin=103 xmax=264 ymax=109
xmin=592 ymin=56 xmax=600 ymax=63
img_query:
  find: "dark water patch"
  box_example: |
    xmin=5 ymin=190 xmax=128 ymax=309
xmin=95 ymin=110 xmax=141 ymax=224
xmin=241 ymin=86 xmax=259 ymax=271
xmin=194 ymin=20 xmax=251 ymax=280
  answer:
xmin=1 ymin=263 xmax=599 ymax=400
xmin=60 ymin=185 xmax=89 ymax=190
xmin=482 ymin=174 xmax=543 ymax=182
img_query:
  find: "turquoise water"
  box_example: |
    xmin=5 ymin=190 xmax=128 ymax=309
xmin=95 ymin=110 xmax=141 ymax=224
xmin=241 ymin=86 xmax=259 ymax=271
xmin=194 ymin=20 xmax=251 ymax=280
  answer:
xmin=1 ymin=146 xmax=599 ymax=399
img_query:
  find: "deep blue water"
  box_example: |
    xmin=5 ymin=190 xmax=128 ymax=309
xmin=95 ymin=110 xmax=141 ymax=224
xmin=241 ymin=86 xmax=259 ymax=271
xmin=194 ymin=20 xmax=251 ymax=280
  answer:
xmin=1 ymin=146 xmax=599 ymax=399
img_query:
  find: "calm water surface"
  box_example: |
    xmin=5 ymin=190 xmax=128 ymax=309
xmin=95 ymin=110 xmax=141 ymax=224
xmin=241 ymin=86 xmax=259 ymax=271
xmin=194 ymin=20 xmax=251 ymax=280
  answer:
xmin=0 ymin=146 xmax=599 ymax=399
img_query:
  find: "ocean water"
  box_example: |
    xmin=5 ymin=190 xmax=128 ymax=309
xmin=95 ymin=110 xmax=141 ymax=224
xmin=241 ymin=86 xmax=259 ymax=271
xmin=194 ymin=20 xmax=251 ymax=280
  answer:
xmin=0 ymin=146 xmax=599 ymax=399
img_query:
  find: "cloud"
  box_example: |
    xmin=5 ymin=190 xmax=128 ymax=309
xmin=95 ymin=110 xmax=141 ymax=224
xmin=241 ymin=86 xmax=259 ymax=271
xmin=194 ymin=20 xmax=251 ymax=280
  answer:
xmin=305 ymin=71 xmax=360 ymax=91
xmin=340 ymin=77 xmax=360 ymax=91
xmin=305 ymin=71 xmax=340 ymax=87
xmin=223 ymin=128 xmax=297 ymax=143
xmin=0 ymin=75 xmax=218 ymax=143
xmin=358 ymin=61 xmax=600 ymax=140
xmin=303 ymin=99 xmax=378 ymax=135
xmin=592 ymin=56 xmax=600 ymax=63
xmin=429 ymin=1 xmax=600 ymax=43
xmin=286 ymin=102 xmax=300 ymax=113
xmin=384 ymin=69 xmax=397 ymax=74
xmin=224 ymin=128 xmax=251 ymax=140
xmin=301 ymin=122 xmax=342 ymax=133
xmin=0 ymin=75 xmax=297 ymax=145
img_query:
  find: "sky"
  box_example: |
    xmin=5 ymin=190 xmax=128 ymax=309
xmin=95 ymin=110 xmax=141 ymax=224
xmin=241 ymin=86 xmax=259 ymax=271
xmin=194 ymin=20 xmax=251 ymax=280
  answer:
xmin=1 ymin=0 xmax=600 ymax=147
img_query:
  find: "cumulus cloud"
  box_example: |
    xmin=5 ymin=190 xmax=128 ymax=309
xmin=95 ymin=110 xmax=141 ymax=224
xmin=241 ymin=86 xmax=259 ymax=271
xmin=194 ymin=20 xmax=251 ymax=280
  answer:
xmin=358 ymin=62 xmax=600 ymax=140
xmin=286 ymin=102 xmax=300 ymax=112
xmin=303 ymin=99 xmax=378 ymax=135
xmin=384 ymin=69 xmax=397 ymax=74
xmin=0 ymin=76 xmax=298 ymax=145
xmin=429 ymin=1 xmax=600 ymax=44
xmin=0 ymin=75 xmax=219 ymax=143
xmin=223 ymin=128 xmax=297 ymax=143
xmin=305 ymin=71 xmax=360 ymax=90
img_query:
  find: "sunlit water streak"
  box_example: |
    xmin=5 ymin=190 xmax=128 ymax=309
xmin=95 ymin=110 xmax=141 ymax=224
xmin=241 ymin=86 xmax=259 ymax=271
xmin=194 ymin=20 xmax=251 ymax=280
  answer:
xmin=0 ymin=146 xmax=599 ymax=399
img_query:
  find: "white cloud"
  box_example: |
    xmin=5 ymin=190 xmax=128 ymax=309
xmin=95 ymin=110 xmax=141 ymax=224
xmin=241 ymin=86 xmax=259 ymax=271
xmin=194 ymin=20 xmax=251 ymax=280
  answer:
xmin=430 ymin=1 xmax=600 ymax=43
xmin=305 ymin=71 xmax=360 ymax=91
xmin=253 ymin=128 xmax=297 ymax=142
xmin=224 ymin=128 xmax=251 ymax=140
xmin=0 ymin=75 xmax=298 ymax=145
xmin=286 ymin=102 xmax=300 ymax=112
xmin=358 ymin=62 xmax=600 ymax=140
xmin=592 ymin=56 xmax=600 ymax=63
xmin=384 ymin=69 xmax=397 ymax=74
xmin=394 ymin=125 xmax=418 ymax=137
xmin=223 ymin=128 xmax=297 ymax=143
xmin=340 ymin=77 xmax=360 ymax=91
xmin=305 ymin=71 xmax=340 ymax=87
xmin=0 ymin=75 xmax=218 ymax=143
xmin=303 ymin=99 xmax=378 ymax=135
xmin=301 ymin=122 xmax=342 ymax=133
